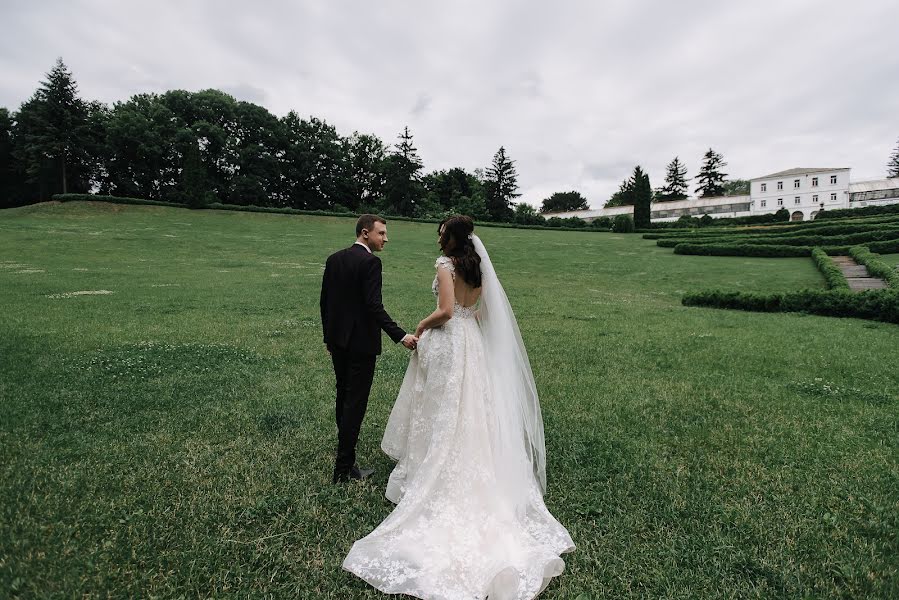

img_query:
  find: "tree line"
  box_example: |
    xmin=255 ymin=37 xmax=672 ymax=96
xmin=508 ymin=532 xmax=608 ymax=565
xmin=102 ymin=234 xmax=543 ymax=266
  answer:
xmin=0 ymin=59 xmax=533 ymax=223
xmin=6 ymin=60 xmax=896 ymax=221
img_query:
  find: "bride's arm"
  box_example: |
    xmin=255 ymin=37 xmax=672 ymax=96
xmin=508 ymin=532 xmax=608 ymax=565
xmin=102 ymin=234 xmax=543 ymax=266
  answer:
xmin=415 ymin=267 xmax=454 ymax=337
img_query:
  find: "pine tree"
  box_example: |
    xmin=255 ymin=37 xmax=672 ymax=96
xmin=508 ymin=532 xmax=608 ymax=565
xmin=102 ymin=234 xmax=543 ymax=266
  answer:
xmin=384 ymin=126 xmax=424 ymax=216
xmin=888 ymin=137 xmax=899 ymax=178
xmin=694 ymin=148 xmax=728 ymax=198
xmin=657 ymin=156 xmax=688 ymax=201
xmin=605 ymin=177 xmax=634 ymax=207
xmin=632 ymin=166 xmax=652 ymax=228
xmin=13 ymin=58 xmax=91 ymax=198
xmin=483 ymin=146 xmax=519 ymax=221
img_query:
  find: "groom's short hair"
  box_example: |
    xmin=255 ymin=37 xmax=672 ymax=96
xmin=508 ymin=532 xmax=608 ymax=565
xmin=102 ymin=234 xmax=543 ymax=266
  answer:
xmin=356 ymin=214 xmax=386 ymax=236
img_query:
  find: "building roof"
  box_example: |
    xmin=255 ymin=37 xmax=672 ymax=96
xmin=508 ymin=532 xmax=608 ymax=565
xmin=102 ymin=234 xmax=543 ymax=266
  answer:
xmin=752 ymin=167 xmax=850 ymax=180
xmin=848 ymin=177 xmax=899 ymax=192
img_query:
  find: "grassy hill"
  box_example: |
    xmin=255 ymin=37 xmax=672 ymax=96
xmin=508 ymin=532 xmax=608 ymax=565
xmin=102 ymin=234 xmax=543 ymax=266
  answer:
xmin=1 ymin=201 xmax=897 ymax=598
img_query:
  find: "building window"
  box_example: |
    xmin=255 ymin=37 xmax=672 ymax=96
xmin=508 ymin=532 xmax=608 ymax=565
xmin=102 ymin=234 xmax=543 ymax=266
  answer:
xmin=812 ymin=177 xmax=818 ymax=187
xmin=795 ymin=196 xmax=801 ymax=204
xmin=777 ymin=181 xmax=783 ymax=190
xmin=777 ymin=198 xmax=783 ymax=206
xmin=830 ymin=175 xmax=837 ymax=184
xmin=761 ymin=200 xmax=767 ymax=207
xmin=813 ymin=194 xmax=818 ymax=203
xmin=830 ymin=193 xmax=837 ymax=202
xmin=794 ymin=179 xmax=800 ymax=189
xmin=760 ymin=183 xmax=767 ymax=192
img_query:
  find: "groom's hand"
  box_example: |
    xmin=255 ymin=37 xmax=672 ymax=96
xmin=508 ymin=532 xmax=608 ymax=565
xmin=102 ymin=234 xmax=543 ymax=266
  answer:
xmin=401 ymin=334 xmax=417 ymax=350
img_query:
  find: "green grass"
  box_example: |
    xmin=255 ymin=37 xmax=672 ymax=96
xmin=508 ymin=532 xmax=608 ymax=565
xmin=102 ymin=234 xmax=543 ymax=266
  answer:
xmin=2 ymin=201 xmax=898 ymax=598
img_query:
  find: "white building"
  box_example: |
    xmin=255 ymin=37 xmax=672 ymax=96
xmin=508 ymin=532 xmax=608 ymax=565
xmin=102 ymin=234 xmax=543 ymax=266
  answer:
xmin=750 ymin=167 xmax=850 ymax=221
xmin=544 ymin=167 xmax=899 ymax=223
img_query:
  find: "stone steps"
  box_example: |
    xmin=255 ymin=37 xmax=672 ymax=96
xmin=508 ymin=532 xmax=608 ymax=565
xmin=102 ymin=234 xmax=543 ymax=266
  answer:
xmin=831 ymin=256 xmax=888 ymax=291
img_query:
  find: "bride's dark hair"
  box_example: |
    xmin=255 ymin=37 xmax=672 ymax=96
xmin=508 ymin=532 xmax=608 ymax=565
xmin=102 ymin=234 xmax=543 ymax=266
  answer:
xmin=438 ymin=215 xmax=481 ymax=288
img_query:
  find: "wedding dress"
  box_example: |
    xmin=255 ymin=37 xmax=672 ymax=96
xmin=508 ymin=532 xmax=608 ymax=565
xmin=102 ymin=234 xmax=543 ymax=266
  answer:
xmin=343 ymin=236 xmax=574 ymax=600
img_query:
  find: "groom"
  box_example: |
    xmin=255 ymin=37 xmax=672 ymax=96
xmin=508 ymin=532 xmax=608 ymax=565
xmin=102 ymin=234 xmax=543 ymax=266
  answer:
xmin=320 ymin=214 xmax=417 ymax=483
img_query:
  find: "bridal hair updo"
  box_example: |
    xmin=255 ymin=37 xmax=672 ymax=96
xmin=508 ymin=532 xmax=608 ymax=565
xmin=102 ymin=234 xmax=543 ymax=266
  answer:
xmin=438 ymin=215 xmax=482 ymax=288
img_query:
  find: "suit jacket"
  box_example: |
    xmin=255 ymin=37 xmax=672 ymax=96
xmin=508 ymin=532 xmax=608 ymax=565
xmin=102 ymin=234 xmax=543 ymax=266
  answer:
xmin=320 ymin=244 xmax=406 ymax=355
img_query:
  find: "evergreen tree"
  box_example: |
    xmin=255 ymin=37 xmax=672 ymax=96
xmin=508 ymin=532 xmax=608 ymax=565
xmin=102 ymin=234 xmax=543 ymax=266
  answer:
xmin=0 ymin=108 xmax=24 ymax=207
xmin=13 ymin=58 xmax=94 ymax=199
xmin=656 ymin=156 xmax=688 ymax=201
xmin=694 ymin=148 xmax=728 ymax=198
xmin=723 ymin=178 xmax=750 ymax=196
xmin=632 ymin=166 xmax=652 ymax=228
xmin=483 ymin=146 xmax=519 ymax=221
xmin=605 ymin=177 xmax=634 ymax=207
xmin=888 ymin=137 xmax=899 ymax=178
xmin=383 ymin=126 xmax=424 ymax=216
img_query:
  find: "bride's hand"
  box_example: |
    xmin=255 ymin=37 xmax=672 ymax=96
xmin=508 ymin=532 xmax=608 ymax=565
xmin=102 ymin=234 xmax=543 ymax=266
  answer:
xmin=415 ymin=322 xmax=426 ymax=338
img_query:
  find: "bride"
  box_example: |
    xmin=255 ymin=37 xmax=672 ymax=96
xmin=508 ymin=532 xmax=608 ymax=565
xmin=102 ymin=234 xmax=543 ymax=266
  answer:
xmin=343 ymin=215 xmax=574 ymax=599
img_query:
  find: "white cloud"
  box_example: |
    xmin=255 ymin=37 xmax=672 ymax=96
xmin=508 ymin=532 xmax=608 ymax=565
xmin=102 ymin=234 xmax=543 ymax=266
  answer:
xmin=1 ymin=0 xmax=897 ymax=207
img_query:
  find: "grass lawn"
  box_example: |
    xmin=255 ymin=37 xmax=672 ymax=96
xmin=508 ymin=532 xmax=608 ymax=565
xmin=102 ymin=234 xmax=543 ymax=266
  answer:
xmin=1 ymin=201 xmax=897 ymax=598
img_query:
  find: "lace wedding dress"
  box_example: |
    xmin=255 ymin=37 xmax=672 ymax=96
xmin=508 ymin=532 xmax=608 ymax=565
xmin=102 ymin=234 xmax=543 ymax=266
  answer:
xmin=343 ymin=245 xmax=574 ymax=600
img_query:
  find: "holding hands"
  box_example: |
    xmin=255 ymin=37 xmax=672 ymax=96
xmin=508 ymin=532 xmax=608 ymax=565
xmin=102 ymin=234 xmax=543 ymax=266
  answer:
xmin=401 ymin=333 xmax=419 ymax=350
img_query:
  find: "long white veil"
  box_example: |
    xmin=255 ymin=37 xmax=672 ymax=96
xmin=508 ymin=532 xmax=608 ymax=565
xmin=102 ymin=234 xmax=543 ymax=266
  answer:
xmin=472 ymin=234 xmax=547 ymax=499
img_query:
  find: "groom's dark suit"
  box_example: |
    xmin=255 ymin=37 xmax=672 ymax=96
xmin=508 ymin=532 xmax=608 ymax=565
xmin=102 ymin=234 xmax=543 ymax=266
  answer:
xmin=320 ymin=243 xmax=406 ymax=481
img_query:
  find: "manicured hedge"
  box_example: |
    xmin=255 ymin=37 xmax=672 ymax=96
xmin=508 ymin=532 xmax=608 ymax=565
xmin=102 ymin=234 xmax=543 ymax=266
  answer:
xmin=816 ymin=202 xmax=899 ymax=220
xmin=682 ymin=288 xmax=899 ymax=324
xmin=655 ymin=225 xmax=899 ymax=247
xmin=849 ymin=246 xmax=899 ymax=288
xmin=811 ymin=248 xmax=850 ymax=290
xmin=673 ymin=243 xmax=822 ymax=257
xmin=645 ymin=214 xmax=899 ymax=241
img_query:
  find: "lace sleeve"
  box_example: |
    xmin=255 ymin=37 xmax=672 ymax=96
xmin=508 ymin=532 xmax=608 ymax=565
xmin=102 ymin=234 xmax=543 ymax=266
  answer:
xmin=434 ymin=256 xmax=455 ymax=279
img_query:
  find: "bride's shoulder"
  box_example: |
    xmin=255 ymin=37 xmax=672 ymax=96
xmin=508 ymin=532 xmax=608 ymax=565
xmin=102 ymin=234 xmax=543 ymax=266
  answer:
xmin=434 ymin=255 xmax=455 ymax=271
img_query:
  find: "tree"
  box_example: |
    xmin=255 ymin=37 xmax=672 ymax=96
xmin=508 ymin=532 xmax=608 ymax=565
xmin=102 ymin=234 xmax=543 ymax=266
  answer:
xmin=540 ymin=190 xmax=588 ymax=213
xmin=281 ymin=113 xmax=348 ymax=210
xmin=483 ymin=146 xmax=519 ymax=221
xmin=422 ymin=167 xmax=482 ymax=211
xmin=631 ymin=166 xmax=652 ymax=229
xmin=888 ymin=137 xmax=899 ymax=178
xmin=694 ymin=148 xmax=728 ymax=198
xmin=656 ymin=156 xmax=688 ymax=201
xmin=383 ymin=126 xmax=424 ymax=216
xmin=345 ymin=132 xmax=388 ymax=211
xmin=612 ymin=214 xmax=635 ymax=233
xmin=182 ymin=140 xmax=211 ymax=208
xmin=724 ymin=179 xmax=750 ymax=196
xmin=0 ymin=108 xmax=26 ymax=207
xmin=513 ymin=202 xmax=544 ymax=225
xmin=605 ymin=177 xmax=634 ymax=207
xmin=13 ymin=58 xmax=94 ymax=200
xmin=452 ymin=192 xmax=490 ymax=221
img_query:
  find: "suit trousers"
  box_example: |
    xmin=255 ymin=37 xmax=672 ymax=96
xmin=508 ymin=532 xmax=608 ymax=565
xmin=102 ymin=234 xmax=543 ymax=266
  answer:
xmin=330 ymin=347 xmax=377 ymax=478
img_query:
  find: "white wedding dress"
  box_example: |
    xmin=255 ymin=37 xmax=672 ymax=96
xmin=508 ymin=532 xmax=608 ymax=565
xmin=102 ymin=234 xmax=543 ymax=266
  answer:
xmin=343 ymin=240 xmax=574 ymax=600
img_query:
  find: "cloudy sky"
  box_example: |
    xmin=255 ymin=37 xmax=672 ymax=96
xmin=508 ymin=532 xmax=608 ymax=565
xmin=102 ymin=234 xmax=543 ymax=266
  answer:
xmin=2 ymin=0 xmax=898 ymax=207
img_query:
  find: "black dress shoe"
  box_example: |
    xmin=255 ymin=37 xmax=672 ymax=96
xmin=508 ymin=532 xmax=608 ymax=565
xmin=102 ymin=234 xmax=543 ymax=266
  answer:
xmin=333 ymin=465 xmax=374 ymax=483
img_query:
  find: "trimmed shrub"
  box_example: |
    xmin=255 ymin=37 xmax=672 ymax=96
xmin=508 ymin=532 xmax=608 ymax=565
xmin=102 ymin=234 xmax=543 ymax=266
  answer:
xmin=816 ymin=202 xmax=899 ymax=220
xmin=673 ymin=243 xmax=816 ymax=257
xmin=866 ymin=238 xmax=899 ymax=254
xmin=811 ymin=248 xmax=850 ymax=290
xmin=849 ymin=246 xmax=899 ymax=288
xmin=612 ymin=214 xmax=635 ymax=233
xmin=590 ymin=217 xmax=613 ymax=230
xmin=682 ymin=288 xmax=899 ymax=324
